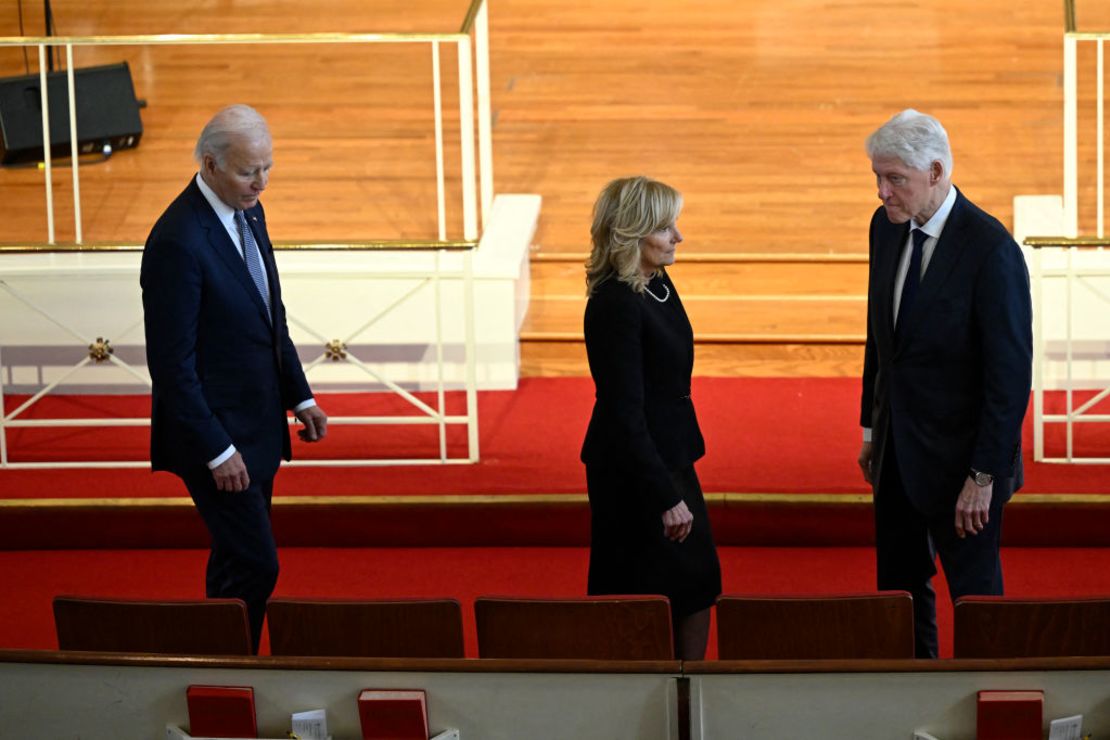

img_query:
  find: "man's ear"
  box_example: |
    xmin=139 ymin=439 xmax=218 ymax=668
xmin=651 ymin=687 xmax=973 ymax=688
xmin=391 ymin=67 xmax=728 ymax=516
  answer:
xmin=930 ymin=160 xmax=944 ymax=185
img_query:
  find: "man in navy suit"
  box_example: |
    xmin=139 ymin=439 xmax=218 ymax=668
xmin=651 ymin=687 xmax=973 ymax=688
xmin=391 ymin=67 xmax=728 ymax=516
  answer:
xmin=141 ymin=104 xmax=327 ymax=652
xmin=857 ymin=110 xmax=1032 ymax=658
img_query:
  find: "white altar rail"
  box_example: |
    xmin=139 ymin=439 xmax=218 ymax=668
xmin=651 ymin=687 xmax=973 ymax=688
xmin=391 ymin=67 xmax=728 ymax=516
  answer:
xmin=0 ymin=189 xmax=541 ymax=471
xmin=0 ymin=241 xmax=484 ymax=469
xmin=1024 ymin=237 xmax=1110 ymax=464
xmin=1013 ymin=1 xmax=1110 ymax=463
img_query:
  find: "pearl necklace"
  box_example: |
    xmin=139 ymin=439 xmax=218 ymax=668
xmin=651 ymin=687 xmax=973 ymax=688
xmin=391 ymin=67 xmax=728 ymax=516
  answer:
xmin=644 ymin=282 xmax=670 ymax=303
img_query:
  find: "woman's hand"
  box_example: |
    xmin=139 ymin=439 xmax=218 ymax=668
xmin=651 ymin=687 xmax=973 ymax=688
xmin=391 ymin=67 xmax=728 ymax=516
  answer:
xmin=857 ymin=441 xmax=874 ymax=484
xmin=662 ymin=500 xmax=693 ymax=543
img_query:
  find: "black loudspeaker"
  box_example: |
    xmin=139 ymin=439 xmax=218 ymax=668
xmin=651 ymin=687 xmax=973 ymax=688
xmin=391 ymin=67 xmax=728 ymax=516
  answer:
xmin=0 ymin=62 xmax=143 ymax=165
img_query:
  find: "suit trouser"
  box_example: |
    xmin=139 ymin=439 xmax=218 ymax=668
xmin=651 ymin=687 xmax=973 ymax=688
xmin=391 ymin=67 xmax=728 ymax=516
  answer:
xmin=874 ymin=434 xmax=1005 ymax=658
xmin=183 ymin=469 xmax=279 ymax=654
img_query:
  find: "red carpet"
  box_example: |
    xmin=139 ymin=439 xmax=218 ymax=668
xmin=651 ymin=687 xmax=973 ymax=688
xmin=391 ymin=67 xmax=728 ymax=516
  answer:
xmin=4 ymin=546 xmax=1110 ymax=659
xmin=2 ymin=377 xmax=1107 ymax=499
xmin=2 ymin=378 xmax=1107 ymax=547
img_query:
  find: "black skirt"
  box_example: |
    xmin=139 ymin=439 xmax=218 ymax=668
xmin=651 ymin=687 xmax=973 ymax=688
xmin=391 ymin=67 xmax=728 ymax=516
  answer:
xmin=586 ymin=463 xmax=722 ymax=619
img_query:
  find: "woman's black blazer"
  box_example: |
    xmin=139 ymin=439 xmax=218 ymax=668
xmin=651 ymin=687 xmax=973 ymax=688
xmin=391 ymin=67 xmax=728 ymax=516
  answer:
xmin=580 ymin=272 xmax=705 ymax=513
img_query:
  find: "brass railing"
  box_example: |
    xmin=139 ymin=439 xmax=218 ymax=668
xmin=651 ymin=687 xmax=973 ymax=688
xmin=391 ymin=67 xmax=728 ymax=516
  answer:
xmin=0 ymin=0 xmax=493 ymax=245
xmin=1024 ymin=237 xmax=1110 ymax=248
xmin=0 ymin=241 xmax=478 ymax=254
xmin=529 ymin=252 xmax=868 ymax=264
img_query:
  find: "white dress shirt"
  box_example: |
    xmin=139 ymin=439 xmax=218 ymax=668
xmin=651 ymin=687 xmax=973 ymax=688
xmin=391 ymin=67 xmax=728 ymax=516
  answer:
xmin=194 ymin=173 xmax=272 ymax=298
xmin=892 ymin=184 xmax=957 ymax=326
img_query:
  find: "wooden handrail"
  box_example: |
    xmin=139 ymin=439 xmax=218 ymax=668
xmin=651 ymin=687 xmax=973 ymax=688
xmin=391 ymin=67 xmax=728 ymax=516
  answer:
xmin=0 ymin=649 xmax=681 ymax=674
xmin=3 ymin=648 xmax=1109 ymax=674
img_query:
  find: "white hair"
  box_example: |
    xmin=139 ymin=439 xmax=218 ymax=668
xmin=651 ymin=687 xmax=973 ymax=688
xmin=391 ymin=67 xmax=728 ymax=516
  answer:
xmin=866 ymin=109 xmax=953 ymax=177
xmin=193 ymin=104 xmax=270 ymax=167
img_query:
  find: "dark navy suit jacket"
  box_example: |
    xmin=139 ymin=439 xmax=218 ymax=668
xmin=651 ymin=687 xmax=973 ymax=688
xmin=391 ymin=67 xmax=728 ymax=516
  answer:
xmin=860 ymin=187 xmax=1033 ymax=517
xmin=141 ymin=178 xmax=311 ymax=482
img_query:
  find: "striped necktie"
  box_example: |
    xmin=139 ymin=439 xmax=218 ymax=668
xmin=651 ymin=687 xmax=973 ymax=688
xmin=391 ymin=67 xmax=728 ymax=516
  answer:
xmin=235 ymin=210 xmax=271 ymax=319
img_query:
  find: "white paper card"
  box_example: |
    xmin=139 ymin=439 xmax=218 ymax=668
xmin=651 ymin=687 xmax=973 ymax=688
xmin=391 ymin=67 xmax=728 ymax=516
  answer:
xmin=291 ymin=708 xmax=328 ymax=740
xmin=1048 ymin=715 xmax=1083 ymax=740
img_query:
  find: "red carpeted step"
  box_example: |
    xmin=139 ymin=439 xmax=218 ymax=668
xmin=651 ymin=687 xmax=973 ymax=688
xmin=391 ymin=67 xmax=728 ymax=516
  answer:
xmin=3 ymin=378 xmax=1108 ymax=496
xmin=1 ymin=378 xmax=1107 ymax=548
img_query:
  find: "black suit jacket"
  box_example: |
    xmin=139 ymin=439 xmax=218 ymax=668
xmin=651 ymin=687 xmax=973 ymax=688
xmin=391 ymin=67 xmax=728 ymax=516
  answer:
xmin=860 ymin=187 xmax=1033 ymax=517
xmin=581 ymin=272 xmax=705 ymax=514
xmin=141 ymin=178 xmax=312 ymax=482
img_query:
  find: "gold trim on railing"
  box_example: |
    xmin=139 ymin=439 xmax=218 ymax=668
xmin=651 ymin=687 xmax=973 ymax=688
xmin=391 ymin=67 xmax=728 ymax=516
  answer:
xmin=1062 ymin=0 xmax=1110 ymax=37
xmin=459 ymin=0 xmax=485 ymax=33
xmin=0 ymin=31 xmax=468 ymax=47
xmin=0 ymin=240 xmax=478 ymax=254
xmin=519 ymin=331 xmax=865 ymax=344
xmin=277 ymin=240 xmax=477 ymax=251
xmin=530 ymin=252 xmax=869 ymax=264
xmin=1024 ymin=236 xmax=1110 ymax=248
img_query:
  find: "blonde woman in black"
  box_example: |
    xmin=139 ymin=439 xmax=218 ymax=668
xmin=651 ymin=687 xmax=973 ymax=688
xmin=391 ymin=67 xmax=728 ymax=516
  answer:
xmin=580 ymin=176 xmax=721 ymax=660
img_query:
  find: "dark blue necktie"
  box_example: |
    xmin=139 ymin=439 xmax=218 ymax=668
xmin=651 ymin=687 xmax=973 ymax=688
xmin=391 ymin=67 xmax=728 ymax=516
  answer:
xmin=235 ymin=210 xmax=271 ymax=319
xmin=898 ymin=228 xmax=928 ymax=330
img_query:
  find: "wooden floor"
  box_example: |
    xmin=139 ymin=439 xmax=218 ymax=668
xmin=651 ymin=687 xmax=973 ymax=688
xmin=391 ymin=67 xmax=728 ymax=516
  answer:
xmin=0 ymin=0 xmax=1072 ymax=375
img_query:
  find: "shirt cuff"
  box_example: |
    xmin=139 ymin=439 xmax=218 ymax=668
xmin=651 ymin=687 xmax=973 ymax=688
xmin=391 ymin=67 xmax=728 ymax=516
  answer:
xmin=293 ymin=398 xmax=316 ymax=413
xmin=207 ymin=445 xmax=236 ymax=469
xmin=862 ymin=427 xmax=873 ymax=443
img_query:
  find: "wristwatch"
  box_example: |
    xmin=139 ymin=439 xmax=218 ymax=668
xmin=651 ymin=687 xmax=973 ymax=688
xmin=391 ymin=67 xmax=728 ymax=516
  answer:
xmin=970 ymin=468 xmax=993 ymax=486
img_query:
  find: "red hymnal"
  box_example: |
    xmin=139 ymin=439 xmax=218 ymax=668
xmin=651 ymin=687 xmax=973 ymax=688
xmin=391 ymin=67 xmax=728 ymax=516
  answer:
xmin=357 ymin=689 xmax=428 ymax=740
xmin=977 ymin=689 xmax=1043 ymax=740
xmin=186 ymin=684 xmax=258 ymax=738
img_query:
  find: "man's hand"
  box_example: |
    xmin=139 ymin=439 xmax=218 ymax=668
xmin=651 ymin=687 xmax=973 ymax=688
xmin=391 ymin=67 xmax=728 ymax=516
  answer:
xmin=295 ymin=405 xmax=328 ymax=442
xmin=662 ymin=500 xmax=693 ymax=543
xmin=955 ymin=476 xmax=993 ymax=538
xmin=858 ymin=441 xmax=874 ymax=484
xmin=212 ymin=451 xmax=250 ymax=492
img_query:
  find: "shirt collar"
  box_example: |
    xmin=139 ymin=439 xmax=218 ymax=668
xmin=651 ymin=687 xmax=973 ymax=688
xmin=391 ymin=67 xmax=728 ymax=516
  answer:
xmin=912 ymin=184 xmax=957 ymax=240
xmin=195 ymin=172 xmax=237 ymax=231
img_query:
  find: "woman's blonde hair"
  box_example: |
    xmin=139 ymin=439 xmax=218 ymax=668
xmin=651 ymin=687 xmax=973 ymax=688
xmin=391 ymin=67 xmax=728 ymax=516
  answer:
xmin=585 ymin=176 xmax=682 ymax=296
